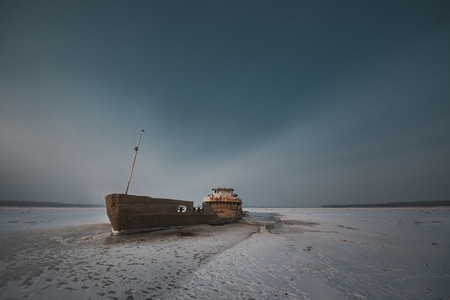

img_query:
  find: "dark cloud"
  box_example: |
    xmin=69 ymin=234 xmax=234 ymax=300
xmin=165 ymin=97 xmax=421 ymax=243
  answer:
xmin=1 ymin=0 xmax=449 ymax=206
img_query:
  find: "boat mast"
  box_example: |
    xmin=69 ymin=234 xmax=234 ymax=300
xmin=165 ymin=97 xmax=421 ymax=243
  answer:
xmin=125 ymin=129 xmax=145 ymax=195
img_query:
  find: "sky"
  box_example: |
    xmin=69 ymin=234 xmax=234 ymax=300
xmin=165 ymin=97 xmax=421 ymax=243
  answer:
xmin=1 ymin=0 xmax=449 ymax=207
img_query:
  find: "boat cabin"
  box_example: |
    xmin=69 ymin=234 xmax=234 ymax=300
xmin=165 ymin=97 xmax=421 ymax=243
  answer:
xmin=203 ymin=187 xmax=242 ymax=212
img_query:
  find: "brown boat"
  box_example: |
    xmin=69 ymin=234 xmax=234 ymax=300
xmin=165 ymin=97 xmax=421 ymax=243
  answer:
xmin=105 ymin=131 xmax=242 ymax=234
xmin=105 ymin=188 xmax=243 ymax=235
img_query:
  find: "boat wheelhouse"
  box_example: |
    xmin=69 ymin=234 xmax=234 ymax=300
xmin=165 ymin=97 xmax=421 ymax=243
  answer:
xmin=203 ymin=187 xmax=243 ymax=216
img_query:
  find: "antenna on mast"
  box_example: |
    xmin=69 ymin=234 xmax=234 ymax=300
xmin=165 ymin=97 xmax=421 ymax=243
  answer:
xmin=125 ymin=129 xmax=145 ymax=195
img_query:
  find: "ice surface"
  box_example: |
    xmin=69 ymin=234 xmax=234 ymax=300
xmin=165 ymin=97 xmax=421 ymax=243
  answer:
xmin=0 ymin=207 xmax=108 ymax=233
xmin=1 ymin=207 xmax=449 ymax=299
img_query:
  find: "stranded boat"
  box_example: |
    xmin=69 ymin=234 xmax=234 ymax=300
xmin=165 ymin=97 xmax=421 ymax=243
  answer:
xmin=105 ymin=188 xmax=243 ymax=235
xmin=104 ymin=130 xmax=243 ymax=235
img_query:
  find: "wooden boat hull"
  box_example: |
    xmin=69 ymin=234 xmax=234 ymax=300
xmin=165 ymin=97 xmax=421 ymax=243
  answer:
xmin=105 ymin=193 xmax=240 ymax=235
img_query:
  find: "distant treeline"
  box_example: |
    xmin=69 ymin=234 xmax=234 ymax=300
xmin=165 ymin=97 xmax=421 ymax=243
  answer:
xmin=0 ymin=200 xmax=103 ymax=208
xmin=322 ymin=200 xmax=450 ymax=208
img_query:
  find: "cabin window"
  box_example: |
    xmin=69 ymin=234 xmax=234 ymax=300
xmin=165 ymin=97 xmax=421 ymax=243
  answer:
xmin=177 ymin=205 xmax=187 ymax=213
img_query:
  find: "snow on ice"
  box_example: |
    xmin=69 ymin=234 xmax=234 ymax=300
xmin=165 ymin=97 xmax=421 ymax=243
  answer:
xmin=0 ymin=207 xmax=449 ymax=299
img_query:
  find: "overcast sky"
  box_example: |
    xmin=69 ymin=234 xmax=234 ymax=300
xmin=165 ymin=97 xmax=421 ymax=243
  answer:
xmin=1 ymin=1 xmax=449 ymax=207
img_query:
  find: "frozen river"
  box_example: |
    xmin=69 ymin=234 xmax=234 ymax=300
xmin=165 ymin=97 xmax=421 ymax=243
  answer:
xmin=1 ymin=206 xmax=449 ymax=299
xmin=0 ymin=206 xmax=108 ymax=233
